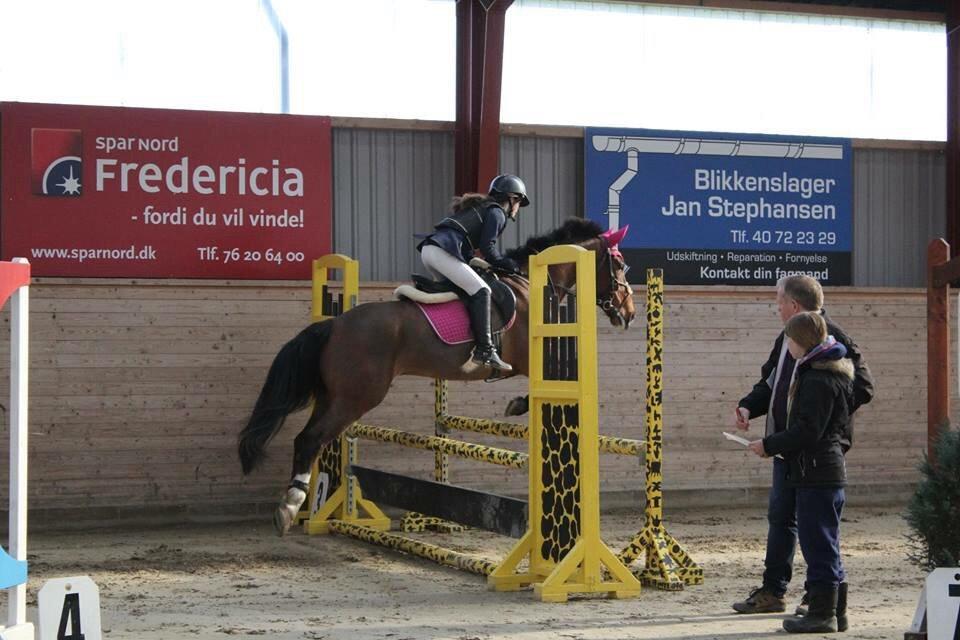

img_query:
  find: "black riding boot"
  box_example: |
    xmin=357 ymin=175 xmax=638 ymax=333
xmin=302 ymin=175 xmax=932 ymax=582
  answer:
xmin=466 ymin=289 xmax=512 ymax=372
xmin=783 ymin=584 xmax=838 ymax=634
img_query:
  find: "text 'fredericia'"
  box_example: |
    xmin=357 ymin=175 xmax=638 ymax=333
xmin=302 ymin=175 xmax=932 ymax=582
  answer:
xmin=95 ymin=157 xmax=305 ymax=196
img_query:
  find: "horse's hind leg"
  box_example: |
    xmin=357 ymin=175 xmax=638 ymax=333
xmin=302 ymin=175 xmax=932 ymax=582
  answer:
xmin=272 ymin=312 xmax=400 ymax=536
xmin=273 ymin=390 xmax=387 ymax=536
xmin=272 ymin=401 xmax=327 ymax=536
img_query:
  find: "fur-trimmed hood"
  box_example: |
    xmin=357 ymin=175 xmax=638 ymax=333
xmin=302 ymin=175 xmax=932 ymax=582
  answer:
xmin=810 ymin=357 xmax=855 ymax=380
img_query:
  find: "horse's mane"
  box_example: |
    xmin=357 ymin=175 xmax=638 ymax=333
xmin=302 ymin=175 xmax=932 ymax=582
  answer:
xmin=505 ymin=217 xmax=603 ymax=264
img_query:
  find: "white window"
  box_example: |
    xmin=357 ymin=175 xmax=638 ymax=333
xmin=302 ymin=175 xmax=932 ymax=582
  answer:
xmin=0 ymin=0 xmax=945 ymax=140
xmin=502 ymin=1 xmax=946 ymax=140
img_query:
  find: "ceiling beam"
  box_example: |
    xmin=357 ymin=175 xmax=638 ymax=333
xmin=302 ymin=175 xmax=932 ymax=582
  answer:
xmin=608 ymin=1 xmax=943 ymax=22
xmin=455 ymin=0 xmax=515 ymax=196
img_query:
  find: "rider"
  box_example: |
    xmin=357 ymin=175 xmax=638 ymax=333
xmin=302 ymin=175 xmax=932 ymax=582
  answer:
xmin=417 ymin=174 xmax=530 ymax=372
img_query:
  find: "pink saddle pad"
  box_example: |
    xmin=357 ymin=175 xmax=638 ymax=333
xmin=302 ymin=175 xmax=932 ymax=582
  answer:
xmin=415 ymin=300 xmax=515 ymax=346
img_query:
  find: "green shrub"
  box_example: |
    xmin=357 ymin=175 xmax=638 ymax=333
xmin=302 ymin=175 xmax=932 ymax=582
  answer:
xmin=905 ymin=427 xmax=960 ymax=570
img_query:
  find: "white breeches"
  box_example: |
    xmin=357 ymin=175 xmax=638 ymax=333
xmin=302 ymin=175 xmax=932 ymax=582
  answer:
xmin=420 ymin=244 xmax=489 ymax=296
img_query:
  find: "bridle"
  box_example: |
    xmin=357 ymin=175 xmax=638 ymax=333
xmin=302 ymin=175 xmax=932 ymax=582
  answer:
xmin=504 ymin=236 xmax=633 ymax=327
xmin=597 ymin=238 xmax=633 ymax=327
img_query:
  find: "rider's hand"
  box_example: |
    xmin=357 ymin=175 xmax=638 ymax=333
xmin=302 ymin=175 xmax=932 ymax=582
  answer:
xmin=492 ymin=257 xmax=520 ymax=274
xmin=734 ymin=407 xmax=750 ymax=431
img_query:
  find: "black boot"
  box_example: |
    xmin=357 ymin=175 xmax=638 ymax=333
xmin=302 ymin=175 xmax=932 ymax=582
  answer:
xmin=466 ymin=289 xmax=512 ymax=372
xmin=783 ymin=584 xmax=838 ymax=634
xmin=836 ymin=582 xmax=848 ymax=632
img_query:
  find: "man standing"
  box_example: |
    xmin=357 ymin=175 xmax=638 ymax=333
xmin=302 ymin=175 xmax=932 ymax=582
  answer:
xmin=732 ymin=275 xmax=874 ymax=616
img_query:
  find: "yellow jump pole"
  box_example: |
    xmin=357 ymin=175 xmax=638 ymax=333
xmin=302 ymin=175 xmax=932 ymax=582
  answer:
xmin=303 ymin=254 xmax=389 ymax=535
xmin=436 ymin=412 xmax=643 ymax=456
xmin=347 ymin=423 xmax=527 ymax=469
xmin=329 ymin=521 xmax=498 ymax=576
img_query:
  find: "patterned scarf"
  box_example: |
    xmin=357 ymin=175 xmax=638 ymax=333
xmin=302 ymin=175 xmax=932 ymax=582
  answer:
xmin=787 ymin=336 xmax=848 ymax=414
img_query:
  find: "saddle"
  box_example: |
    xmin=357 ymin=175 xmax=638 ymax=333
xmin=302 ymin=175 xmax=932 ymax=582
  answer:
xmin=393 ymin=264 xmax=517 ymax=345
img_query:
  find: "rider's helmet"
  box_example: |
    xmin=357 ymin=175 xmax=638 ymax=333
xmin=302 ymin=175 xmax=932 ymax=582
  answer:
xmin=488 ymin=174 xmax=530 ymax=207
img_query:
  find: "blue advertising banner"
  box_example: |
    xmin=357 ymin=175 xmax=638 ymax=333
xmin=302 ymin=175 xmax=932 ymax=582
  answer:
xmin=585 ymin=127 xmax=853 ymax=285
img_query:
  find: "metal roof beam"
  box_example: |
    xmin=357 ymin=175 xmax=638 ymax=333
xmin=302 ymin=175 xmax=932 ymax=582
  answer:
xmin=608 ymin=1 xmax=943 ymax=22
xmin=455 ymin=0 xmax=514 ymax=196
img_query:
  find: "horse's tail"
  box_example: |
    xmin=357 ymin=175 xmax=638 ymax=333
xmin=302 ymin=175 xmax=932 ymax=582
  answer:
xmin=239 ymin=321 xmax=333 ymax=474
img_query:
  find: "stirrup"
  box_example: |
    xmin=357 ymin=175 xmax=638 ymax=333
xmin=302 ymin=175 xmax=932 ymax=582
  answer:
xmin=473 ymin=347 xmax=513 ymax=372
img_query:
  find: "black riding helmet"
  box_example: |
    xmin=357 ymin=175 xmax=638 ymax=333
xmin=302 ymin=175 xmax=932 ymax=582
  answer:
xmin=489 ymin=174 xmax=530 ymax=207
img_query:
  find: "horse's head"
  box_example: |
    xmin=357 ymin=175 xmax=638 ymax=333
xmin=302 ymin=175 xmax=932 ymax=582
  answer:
xmin=593 ymin=226 xmax=635 ymax=329
xmin=505 ymin=218 xmax=636 ymax=329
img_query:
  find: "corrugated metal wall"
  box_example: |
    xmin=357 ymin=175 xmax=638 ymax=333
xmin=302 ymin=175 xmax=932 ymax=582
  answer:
xmin=332 ymin=128 xmax=581 ymax=282
xmin=332 ymin=128 xmax=453 ymax=283
xmin=497 ymin=135 xmax=584 ymax=249
xmin=332 ymin=127 xmax=945 ymax=287
xmin=853 ymin=147 xmax=946 ymax=286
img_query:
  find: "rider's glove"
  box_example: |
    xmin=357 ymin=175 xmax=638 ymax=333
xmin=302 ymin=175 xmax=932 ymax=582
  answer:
xmin=491 ymin=257 xmax=521 ymax=274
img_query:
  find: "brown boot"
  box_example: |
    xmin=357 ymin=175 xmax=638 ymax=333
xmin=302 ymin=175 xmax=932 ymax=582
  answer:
xmin=732 ymin=586 xmax=787 ymax=614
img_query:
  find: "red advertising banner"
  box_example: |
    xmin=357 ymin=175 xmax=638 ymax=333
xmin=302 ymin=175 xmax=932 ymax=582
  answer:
xmin=0 ymin=102 xmax=332 ymax=279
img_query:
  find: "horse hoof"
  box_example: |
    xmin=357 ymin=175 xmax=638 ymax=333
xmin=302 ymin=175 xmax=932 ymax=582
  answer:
xmin=505 ymin=396 xmax=528 ymax=416
xmin=273 ymin=507 xmax=293 ymax=537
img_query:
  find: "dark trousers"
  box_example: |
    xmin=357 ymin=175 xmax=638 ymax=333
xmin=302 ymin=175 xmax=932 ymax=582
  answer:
xmin=763 ymin=457 xmax=798 ymax=596
xmin=796 ymin=486 xmax=846 ymax=587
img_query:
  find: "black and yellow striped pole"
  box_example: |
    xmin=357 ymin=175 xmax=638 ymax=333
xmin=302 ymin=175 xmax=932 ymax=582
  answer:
xmin=616 ymin=268 xmax=702 ymax=589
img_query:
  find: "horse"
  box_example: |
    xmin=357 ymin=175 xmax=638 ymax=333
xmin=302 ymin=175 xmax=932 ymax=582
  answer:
xmin=238 ymin=218 xmax=635 ymax=535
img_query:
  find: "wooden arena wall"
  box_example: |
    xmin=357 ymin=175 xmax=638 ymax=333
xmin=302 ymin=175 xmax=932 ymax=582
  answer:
xmin=0 ymin=279 xmax=936 ymax=527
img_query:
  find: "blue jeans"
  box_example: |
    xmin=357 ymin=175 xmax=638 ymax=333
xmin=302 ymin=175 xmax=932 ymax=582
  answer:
xmin=797 ymin=487 xmax=846 ymax=587
xmin=763 ymin=457 xmax=798 ymax=597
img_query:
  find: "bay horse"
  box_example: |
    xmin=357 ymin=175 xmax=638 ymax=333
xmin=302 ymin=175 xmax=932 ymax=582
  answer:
xmin=239 ymin=218 xmax=635 ymax=535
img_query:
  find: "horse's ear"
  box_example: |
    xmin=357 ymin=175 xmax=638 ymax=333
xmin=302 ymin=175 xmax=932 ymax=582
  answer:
xmin=602 ymin=225 xmax=629 ymax=247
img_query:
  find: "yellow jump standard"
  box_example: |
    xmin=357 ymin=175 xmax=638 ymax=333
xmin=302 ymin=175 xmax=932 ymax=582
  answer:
xmin=488 ymin=244 xmax=641 ymax=602
xmin=301 ymin=254 xmax=389 ymax=535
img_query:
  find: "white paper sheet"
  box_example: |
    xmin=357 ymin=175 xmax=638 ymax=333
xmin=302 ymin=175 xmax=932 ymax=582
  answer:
xmin=722 ymin=431 xmax=751 ymax=447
